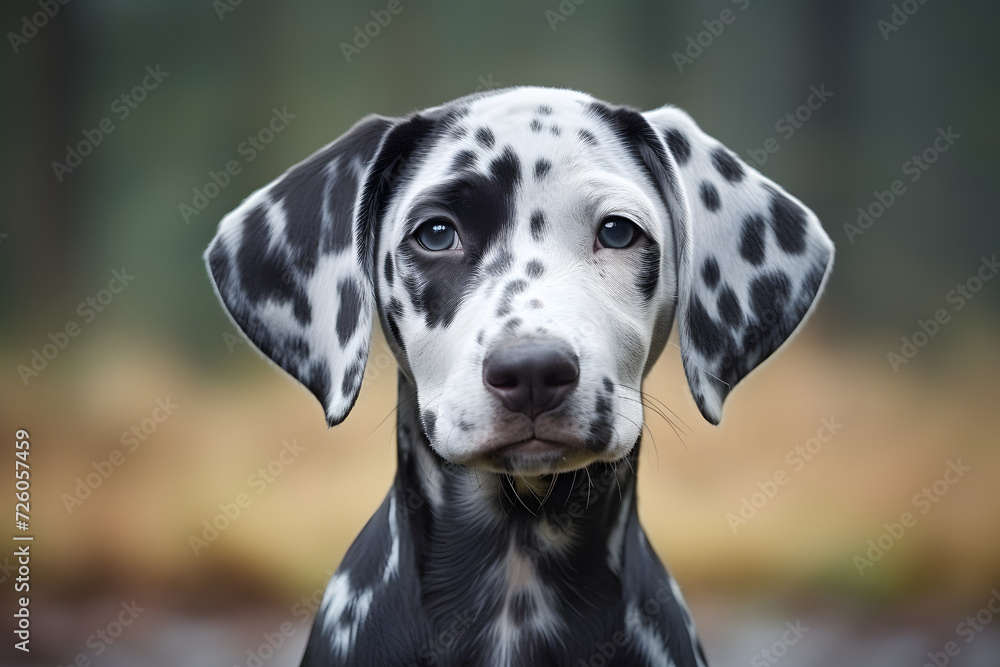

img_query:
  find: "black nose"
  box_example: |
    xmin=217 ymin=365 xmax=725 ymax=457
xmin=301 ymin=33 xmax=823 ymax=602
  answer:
xmin=483 ymin=339 xmax=580 ymax=418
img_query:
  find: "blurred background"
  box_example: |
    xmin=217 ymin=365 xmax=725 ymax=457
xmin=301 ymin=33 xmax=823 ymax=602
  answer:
xmin=1 ymin=1 xmax=998 ymax=665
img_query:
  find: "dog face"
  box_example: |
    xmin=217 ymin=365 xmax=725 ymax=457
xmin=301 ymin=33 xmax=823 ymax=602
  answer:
xmin=205 ymin=87 xmax=833 ymax=475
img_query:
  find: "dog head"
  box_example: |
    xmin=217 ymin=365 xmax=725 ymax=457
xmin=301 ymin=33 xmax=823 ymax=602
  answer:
xmin=205 ymin=87 xmax=833 ymax=475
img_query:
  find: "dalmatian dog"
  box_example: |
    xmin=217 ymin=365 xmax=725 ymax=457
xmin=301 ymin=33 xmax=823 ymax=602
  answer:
xmin=204 ymin=86 xmax=833 ymax=666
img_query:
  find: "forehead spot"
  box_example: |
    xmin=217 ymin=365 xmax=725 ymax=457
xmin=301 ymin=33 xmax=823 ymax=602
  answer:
xmin=525 ymin=260 xmax=544 ymax=278
xmin=533 ymin=159 xmax=552 ymax=181
xmin=489 ymin=146 xmax=521 ymax=186
xmin=482 ymin=249 xmax=513 ymax=278
xmin=536 ymin=105 xmax=554 ymax=116
xmin=530 ymin=210 xmax=547 ymax=241
xmin=529 ymin=298 xmax=543 ymax=310
xmin=475 ymin=127 xmax=495 ymax=149
xmin=549 ymin=125 xmax=562 ymax=136
xmin=504 ymin=317 xmax=522 ymax=333
xmin=529 ymin=118 xmax=543 ymax=132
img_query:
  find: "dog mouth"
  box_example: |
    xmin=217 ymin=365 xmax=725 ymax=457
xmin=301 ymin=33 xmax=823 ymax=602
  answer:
xmin=469 ymin=436 xmax=593 ymax=474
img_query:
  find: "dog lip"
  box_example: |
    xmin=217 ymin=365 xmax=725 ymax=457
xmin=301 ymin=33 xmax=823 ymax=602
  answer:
xmin=492 ymin=437 xmax=579 ymax=457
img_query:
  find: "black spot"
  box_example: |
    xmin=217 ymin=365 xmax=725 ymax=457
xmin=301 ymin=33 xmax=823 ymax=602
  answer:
xmin=701 ymin=257 xmax=720 ymax=289
xmin=536 ymin=105 xmax=554 ymax=116
xmin=712 ymin=148 xmax=745 ymax=183
xmin=685 ymin=296 xmax=730 ymax=359
xmin=578 ymin=129 xmax=597 ymax=146
xmin=451 ymin=149 xmax=477 ymax=172
xmin=525 ymin=260 xmax=544 ymax=278
xmin=489 ymin=146 xmax=521 ymax=187
xmin=504 ymin=317 xmax=522 ymax=333
xmin=475 ymin=127 xmax=495 ymax=149
xmin=341 ymin=358 xmax=364 ymax=397
xmin=457 ymin=419 xmax=474 ymax=432
xmin=335 ymin=278 xmax=363 ymax=346
xmin=482 ymin=250 xmax=513 ymax=277
xmin=739 ymin=215 xmax=767 ymax=266
xmin=769 ymin=190 xmax=808 ymax=254
xmin=236 ymin=205 xmax=312 ymax=326
xmin=496 ymin=279 xmax=528 ymax=317
xmin=386 ymin=299 xmax=405 ymax=354
xmin=749 ymin=272 xmax=791 ymax=324
xmin=421 ymin=409 xmax=437 ymax=442
xmin=637 ymin=242 xmax=660 ymax=300
xmin=699 ymin=181 xmax=721 ymax=211
xmin=731 ymin=271 xmax=794 ymax=378
xmin=549 ymin=125 xmax=562 ymax=136
xmin=534 ymin=159 xmax=552 ymax=181
xmin=603 ymin=377 xmax=614 ymax=394
xmin=383 ymin=253 xmax=394 ymax=285
xmin=271 ymin=151 xmax=333 ymax=272
xmin=530 ymin=210 xmax=547 ymax=241
xmin=448 ymin=124 xmax=468 ymax=140
xmin=476 ymin=330 xmax=485 ymax=345
xmin=663 ymin=129 xmax=691 ymax=165
xmin=401 ymin=270 xmax=424 ymax=313
xmin=586 ymin=394 xmax=614 ymax=450
xmin=305 ymin=361 xmax=330 ymax=408
xmin=717 ymin=286 xmax=743 ymax=327
xmin=529 ymin=118 xmax=542 ymax=132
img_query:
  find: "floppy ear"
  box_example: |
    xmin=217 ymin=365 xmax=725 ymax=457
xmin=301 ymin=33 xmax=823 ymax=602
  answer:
xmin=204 ymin=114 xmax=394 ymax=426
xmin=642 ymin=106 xmax=834 ymax=425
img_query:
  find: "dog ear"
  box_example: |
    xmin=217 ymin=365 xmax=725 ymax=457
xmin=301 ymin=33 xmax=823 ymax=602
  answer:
xmin=639 ymin=105 xmax=834 ymax=424
xmin=204 ymin=114 xmax=396 ymax=426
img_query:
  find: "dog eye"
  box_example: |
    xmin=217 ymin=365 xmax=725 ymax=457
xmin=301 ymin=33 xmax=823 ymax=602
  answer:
xmin=596 ymin=216 xmax=639 ymax=249
xmin=415 ymin=219 xmax=460 ymax=251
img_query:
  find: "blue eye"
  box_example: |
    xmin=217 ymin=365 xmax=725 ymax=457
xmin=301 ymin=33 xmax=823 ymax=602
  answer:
xmin=597 ymin=216 xmax=638 ymax=249
xmin=416 ymin=219 xmax=459 ymax=251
